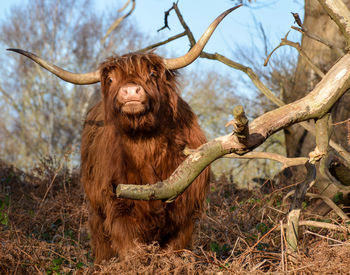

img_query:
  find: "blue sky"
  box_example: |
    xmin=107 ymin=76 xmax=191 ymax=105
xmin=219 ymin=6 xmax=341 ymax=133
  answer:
xmin=129 ymin=1 xmax=303 ymax=56
xmin=0 ymin=0 xmax=303 ymax=65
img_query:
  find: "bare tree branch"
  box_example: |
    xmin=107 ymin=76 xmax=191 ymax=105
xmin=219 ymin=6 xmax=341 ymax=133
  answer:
xmin=265 ymin=32 xmax=325 ymax=78
xmin=199 ymin=51 xmax=285 ymax=106
xmin=139 ymin=1 xmax=350 ymax=172
xmin=291 ymin=12 xmax=303 ymax=28
xmin=315 ymin=113 xmax=331 ymax=157
xmin=100 ymin=0 xmax=136 ymax=44
xmin=117 ymin=53 xmax=350 ymax=200
xmin=172 ymin=3 xmax=196 ymax=46
xmin=291 ymin=26 xmax=344 ymax=55
xmin=197 ymin=52 xmax=350 ymax=165
xmin=224 ymin=152 xmax=308 ymax=169
xmin=306 ymin=193 xmax=349 ymax=221
xmin=157 ymin=4 xmax=175 ymax=32
xmin=317 ymin=0 xmax=350 ymax=48
xmin=138 ymin=31 xmax=187 ymax=53
xmin=286 ymin=162 xmax=316 ymax=252
xmin=277 ymin=221 xmax=350 ymax=232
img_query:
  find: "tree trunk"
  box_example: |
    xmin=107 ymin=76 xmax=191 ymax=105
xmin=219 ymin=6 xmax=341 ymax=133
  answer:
xmin=283 ymin=0 xmax=350 ymax=214
xmin=284 ymin=0 xmax=350 ymax=158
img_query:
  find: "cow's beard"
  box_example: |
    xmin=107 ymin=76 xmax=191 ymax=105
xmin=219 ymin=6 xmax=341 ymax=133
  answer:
xmin=120 ymin=101 xmax=147 ymax=115
xmin=111 ymin=103 xmax=161 ymax=138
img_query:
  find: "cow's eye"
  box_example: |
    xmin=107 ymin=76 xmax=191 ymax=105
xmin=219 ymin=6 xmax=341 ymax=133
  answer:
xmin=150 ymin=71 xmax=157 ymax=78
xmin=107 ymin=77 xmax=113 ymax=84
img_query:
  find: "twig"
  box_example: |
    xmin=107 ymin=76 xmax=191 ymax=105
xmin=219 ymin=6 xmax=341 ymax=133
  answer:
xmin=38 ymin=161 xmax=64 ymax=208
xmin=17 ymin=248 xmax=43 ymax=274
xmin=280 ymin=220 xmax=286 ymax=273
xmin=332 ymin=117 xmax=350 ymax=126
xmin=267 ymin=206 xmax=286 ymax=214
xmin=172 ymin=2 xmax=196 ymax=46
xmin=77 ymin=197 xmax=85 ymax=245
xmin=284 ymin=190 xmax=349 ymax=221
xmin=306 ymin=193 xmax=349 ymax=221
xmin=100 ymin=0 xmax=136 ymax=44
xmin=238 ymin=223 xmax=280 ymax=263
xmin=263 ymin=31 xmax=288 ymax=67
xmin=282 ymin=220 xmax=289 ymax=272
xmin=250 ymin=259 xmax=267 ymax=272
xmin=291 ymin=12 xmax=303 ymax=27
xmin=287 ymin=263 xmax=319 ymax=273
xmin=291 ymin=26 xmax=343 ymax=54
xmin=38 ymin=247 xmax=77 ymax=263
xmin=265 ymin=32 xmax=325 ymax=78
xmin=224 ymin=151 xmax=308 ymax=169
xmin=276 ymin=220 xmax=350 ymax=232
xmin=196 ymin=246 xmax=229 ymax=270
xmin=200 ymin=51 xmax=285 ymax=106
xmin=229 ymin=237 xmax=240 ymax=259
xmin=304 ymin=229 xmax=350 ymax=243
xmin=290 ymin=9 xmax=340 ymax=52
xmin=138 ymin=31 xmax=187 ymax=53
xmin=157 ymin=4 xmax=175 ymax=32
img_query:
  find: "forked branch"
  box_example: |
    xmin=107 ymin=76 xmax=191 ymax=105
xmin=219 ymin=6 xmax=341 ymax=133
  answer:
xmin=264 ymin=32 xmax=325 ymax=78
xmin=142 ymin=2 xmax=350 ymax=166
xmin=117 ymin=53 xmax=350 ymax=200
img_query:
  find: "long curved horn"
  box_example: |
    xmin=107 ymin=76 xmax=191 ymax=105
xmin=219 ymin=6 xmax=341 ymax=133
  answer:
xmin=7 ymin=48 xmax=100 ymax=85
xmin=164 ymin=5 xmax=242 ymax=70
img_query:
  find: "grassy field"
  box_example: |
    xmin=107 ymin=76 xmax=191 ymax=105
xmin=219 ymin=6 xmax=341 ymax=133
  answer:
xmin=1 ymin=160 xmax=349 ymax=274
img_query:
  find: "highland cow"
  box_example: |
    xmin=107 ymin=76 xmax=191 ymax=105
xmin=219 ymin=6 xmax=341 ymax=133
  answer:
xmin=8 ymin=7 xmax=237 ymax=263
xmin=81 ymin=52 xmax=210 ymax=262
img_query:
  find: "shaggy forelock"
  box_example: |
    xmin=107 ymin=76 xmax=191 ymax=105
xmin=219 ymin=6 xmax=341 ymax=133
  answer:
xmin=99 ymin=52 xmax=177 ymax=84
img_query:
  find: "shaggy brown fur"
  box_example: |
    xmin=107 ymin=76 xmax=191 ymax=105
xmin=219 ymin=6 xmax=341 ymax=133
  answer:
xmin=81 ymin=52 xmax=210 ymax=263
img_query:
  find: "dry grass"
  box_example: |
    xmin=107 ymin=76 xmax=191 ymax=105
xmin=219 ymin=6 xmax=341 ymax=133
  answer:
xmin=0 ymin=160 xmax=349 ymax=274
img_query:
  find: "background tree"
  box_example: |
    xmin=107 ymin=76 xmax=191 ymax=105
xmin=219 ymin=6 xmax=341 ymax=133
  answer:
xmin=0 ymin=0 xmax=146 ymax=170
